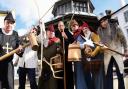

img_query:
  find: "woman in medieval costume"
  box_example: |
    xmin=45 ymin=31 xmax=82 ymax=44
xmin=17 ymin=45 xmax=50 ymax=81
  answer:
xmin=38 ymin=24 xmax=61 ymax=89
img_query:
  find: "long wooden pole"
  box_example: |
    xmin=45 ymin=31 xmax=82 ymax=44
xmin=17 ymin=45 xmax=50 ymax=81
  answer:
xmin=62 ymin=37 xmax=66 ymax=89
xmin=0 ymin=43 xmax=30 ymax=61
xmin=94 ymin=42 xmax=128 ymax=57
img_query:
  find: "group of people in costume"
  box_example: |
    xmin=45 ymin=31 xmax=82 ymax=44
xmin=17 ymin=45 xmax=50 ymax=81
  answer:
xmin=38 ymin=15 xmax=127 ymax=89
xmin=0 ymin=10 xmax=127 ymax=89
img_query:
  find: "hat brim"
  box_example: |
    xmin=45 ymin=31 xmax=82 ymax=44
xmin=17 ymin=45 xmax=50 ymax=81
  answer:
xmin=5 ymin=19 xmax=15 ymax=23
xmin=79 ymin=26 xmax=97 ymax=34
xmin=99 ymin=15 xmax=111 ymax=23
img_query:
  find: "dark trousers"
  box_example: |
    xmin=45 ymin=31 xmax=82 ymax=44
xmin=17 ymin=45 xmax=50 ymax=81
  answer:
xmin=0 ymin=62 xmax=14 ymax=89
xmin=105 ymin=56 xmax=125 ymax=89
xmin=65 ymin=60 xmax=74 ymax=89
xmin=18 ymin=67 xmax=38 ymax=89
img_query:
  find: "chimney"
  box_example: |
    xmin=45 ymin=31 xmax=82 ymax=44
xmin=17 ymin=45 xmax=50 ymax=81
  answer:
xmin=119 ymin=0 xmax=126 ymax=7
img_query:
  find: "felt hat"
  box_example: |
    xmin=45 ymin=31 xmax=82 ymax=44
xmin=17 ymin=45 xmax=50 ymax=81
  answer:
xmin=80 ymin=22 xmax=97 ymax=34
xmin=4 ymin=12 xmax=15 ymax=23
xmin=47 ymin=24 xmax=54 ymax=32
xmin=81 ymin=22 xmax=89 ymax=29
xmin=98 ymin=10 xmax=112 ymax=23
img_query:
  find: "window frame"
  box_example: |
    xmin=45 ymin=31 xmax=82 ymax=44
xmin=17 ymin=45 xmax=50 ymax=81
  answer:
xmin=124 ymin=10 xmax=128 ymax=23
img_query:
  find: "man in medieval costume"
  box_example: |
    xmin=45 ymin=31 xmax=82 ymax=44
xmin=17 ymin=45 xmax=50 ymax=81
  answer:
xmin=97 ymin=11 xmax=128 ymax=89
xmin=80 ymin=22 xmax=105 ymax=89
xmin=0 ymin=12 xmax=22 ymax=89
xmin=69 ymin=19 xmax=89 ymax=89
xmin=69 ymin=19 xmax=104 ymax=89
xmin=55 ymin=21 xmax=74 ymax=89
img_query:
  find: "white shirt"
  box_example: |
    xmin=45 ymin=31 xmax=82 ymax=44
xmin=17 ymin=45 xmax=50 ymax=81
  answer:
xmin=2 ymin=28 xmax=13 ymax=35
xmin=18 ymin=46 xmax=38 ymax=68
xmin=37 ymin=33 xmax=48 ymax=47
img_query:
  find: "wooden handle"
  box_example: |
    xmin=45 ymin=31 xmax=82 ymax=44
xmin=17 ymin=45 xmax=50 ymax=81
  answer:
xmin=0 ymin=43 xmax=30 ymax=61
xmin=94 ymin=42 xmax=128 ymax=57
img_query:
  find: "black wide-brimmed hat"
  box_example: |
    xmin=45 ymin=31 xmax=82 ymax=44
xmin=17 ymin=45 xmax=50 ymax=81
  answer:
xmin=98 ymin=15 xmax=111 ymax=23
xmin=98 ymin=10 xmax=112 ymax=23
xmin=4 ymin=12 xmax=15 ymax=23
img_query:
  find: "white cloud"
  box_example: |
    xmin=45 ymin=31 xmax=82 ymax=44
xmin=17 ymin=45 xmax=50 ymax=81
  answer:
xmin=17 ymin=28 xmax=29 ymax=36
xmin=0 ymin=15 xmax=6 ymax=28
xmin=0 ymin=0 xmax=58 ymax=29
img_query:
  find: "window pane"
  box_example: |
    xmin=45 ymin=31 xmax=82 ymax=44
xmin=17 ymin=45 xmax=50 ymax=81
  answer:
xmin=124 ymin=10 xmax=128 ymax=22
xmin=80 ymin=3 xmax=83 ymax=7
xmin=83 ymin=7 xmax=86 ymax=12
xmin=127 ymin=29 xmax=128 ymax=37
xmin=76 ymin=2 xmax=79 ymax=6
xmin=76 ymin=7 xmax=79 ymax=11
xmin=83 ymin=3 xmax=86 ymax=7
xmin=81 ymin=7 xmax=84 ymax=12
xmin=74 ymin=2 xmax=87 ymax=12
xmin=67 ymin=3 xmax=71 ymax=12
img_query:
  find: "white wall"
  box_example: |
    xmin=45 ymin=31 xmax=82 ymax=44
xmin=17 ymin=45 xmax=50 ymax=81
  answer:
xmin=114 ymin=76 xmax=128 ymax=89
xmin=112 ymin=6 xmax=128 ymax=41
xmin=0 ymin=16 xmax=5 ymax=28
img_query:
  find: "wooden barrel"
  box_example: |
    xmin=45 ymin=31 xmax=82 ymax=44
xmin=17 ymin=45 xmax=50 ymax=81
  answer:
xmin=68 ymin=43 xmax=81 ymax=62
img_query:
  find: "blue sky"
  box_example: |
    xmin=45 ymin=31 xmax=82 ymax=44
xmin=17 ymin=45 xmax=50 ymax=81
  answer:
xmin=93 ymin=0 xmax=119 ymax=14
xmin=92 ymin=0 xmax=128 ymax=15
xmin=0 ymin=0 xmax=128 ymax=36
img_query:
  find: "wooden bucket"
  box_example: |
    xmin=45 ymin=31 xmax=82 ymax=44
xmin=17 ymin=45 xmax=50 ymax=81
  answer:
xmin=28 ymin=33 xmax=39 ymax=51
xmin=68 ymin=43 xmax=81 ymax=62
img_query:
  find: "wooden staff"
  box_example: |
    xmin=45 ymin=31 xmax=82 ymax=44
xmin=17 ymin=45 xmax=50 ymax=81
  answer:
xmin=94 ymin=42 xmax=128 ymax=57
xmin=0 ymin=43 xmax=30 ymax=61
xmin=62 ymin=37 xmax=66 ymax=89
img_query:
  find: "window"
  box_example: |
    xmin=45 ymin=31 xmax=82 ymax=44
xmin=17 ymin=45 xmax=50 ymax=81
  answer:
xmin=56 ymin=2 xmax=72 ymax=16
xmin=127 ymin=29 xmax=128 ymax=37
xmin=57 ymin=6 xmax=61 ymax=15
xmin=65 ymin=2 xmax=71 ymax=12
xmin=61 ymin=5 xmax=65 ymax=15
xmin=74 ymin=2 xmax=86 ymax=12
xmin=124 ymin=10 xmax=128 ymax=22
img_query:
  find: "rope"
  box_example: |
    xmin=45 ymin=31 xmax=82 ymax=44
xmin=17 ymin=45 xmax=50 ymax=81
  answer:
xmin=39 ymin=4 xmax=54 ymax=21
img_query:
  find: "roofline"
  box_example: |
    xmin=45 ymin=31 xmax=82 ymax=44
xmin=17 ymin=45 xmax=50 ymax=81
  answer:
xmin=45 ymin=13 xmax=98 ymax=25
xmin=52 ymin=0 xmax=95 ymax=15
xmin=0 ymin=10 xmax=9 ymax=14
xmin=112 ymin=4 xmax=128 ymax=15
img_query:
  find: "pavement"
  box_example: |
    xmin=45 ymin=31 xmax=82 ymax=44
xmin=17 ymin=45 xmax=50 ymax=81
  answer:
xmin=14 ymin=74 xmax=128 ymax=89
xmin=113 ymin=74 xmax=128 ymax=89
xmin=14 ymin=79 xmax=30 ymax=89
